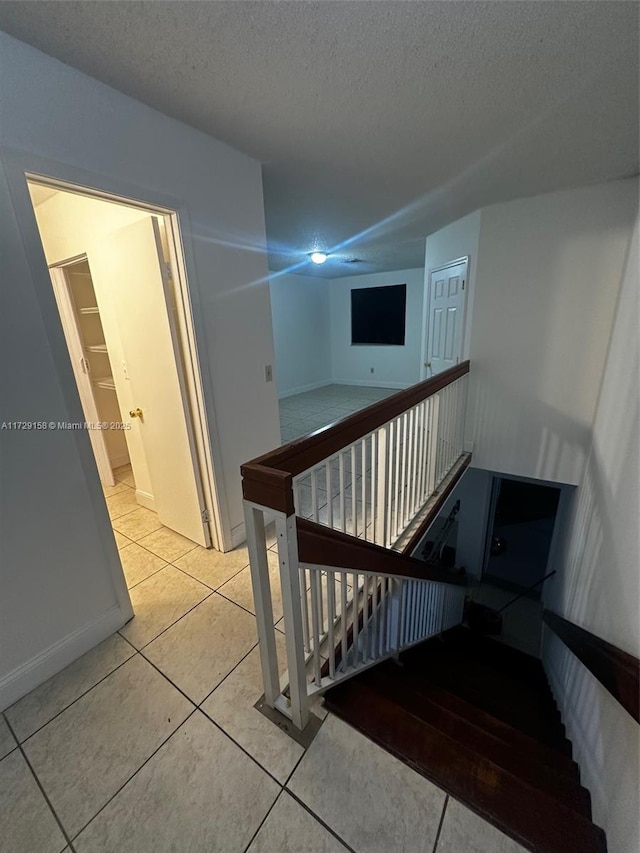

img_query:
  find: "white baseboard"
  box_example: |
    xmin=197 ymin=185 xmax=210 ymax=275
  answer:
xmin=331 ymin=379 xmax=409 ymax=390
xmin=278 ymin=379 xmax=332 ymax=400
xmin=135 ymin=489 xmax=155 ymax=512
xmin=0 ymin=604 xmax=128 ymax=712
xmin=110 ymin=454 xmax=130 ymax=469
xmin=230 ymin=508 xmax=278 ymax=551
xmin=231 ymin=521 xmax=246 ymax=549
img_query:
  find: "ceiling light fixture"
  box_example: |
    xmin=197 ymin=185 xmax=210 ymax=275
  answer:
xmin=310 ymin=251 xmax=328 ymax=264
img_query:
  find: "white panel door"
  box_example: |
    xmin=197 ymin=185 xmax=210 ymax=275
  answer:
xmin=425 ymin=259 xmax=468 ymax=377
xmin=88 ymin=217 xmax=211 ymax=547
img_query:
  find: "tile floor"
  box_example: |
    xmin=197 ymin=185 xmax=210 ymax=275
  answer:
xmin=2 ymin=411 xmax=528 ymax=852
xmin=279 ymin=383 xmax=398 ymax=444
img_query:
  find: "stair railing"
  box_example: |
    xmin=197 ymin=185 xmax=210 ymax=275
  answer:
xmin=296 ymin=518 xmax=467 ymax=697
xmin=242 ymin=361 xmax=471 ymax=729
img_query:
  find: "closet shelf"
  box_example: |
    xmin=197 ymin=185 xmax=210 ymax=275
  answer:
xmin=93 ymin=377 xmax=116 ymax=391
xmin=79 ymin=306 xmax=99 ymax=315
xmin=87 ymin=344 xmax=108 ymax=353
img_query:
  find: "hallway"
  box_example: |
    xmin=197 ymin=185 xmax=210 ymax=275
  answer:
xmin=0 ymin=475 xmax=529 ymax=852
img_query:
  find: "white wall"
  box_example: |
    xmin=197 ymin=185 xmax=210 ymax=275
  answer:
xmin=468 ymin=179 xmax=638 ymax=486
xmin=0 ymin=33 xmax=279 ymax=708
xmin=329 ymin=268 xmax=425 ymax=388
xmin=542 ymin=214 xmax=639 ymax=853
xmin=269 ymin=273 xmax=331 ymax=397
xmin=423 ymin=210 xmax=482 ymax=365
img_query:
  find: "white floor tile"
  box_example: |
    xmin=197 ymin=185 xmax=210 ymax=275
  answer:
xmin=118 ymin=542 xmax=167 ymax=589
xmin=143 ymin=593 xmax=257 ymax=703
xmin=247 ymin=791 xmax=349 ymax=852
xmin=111 ymin=507 xmax=162 ymax=541
xmin=119 ymin=565 xmax=211 ymax=649
xmin=105 ymin=489 xmax=139 ymax=520
xmin=174 ymin=543 xmax=250 ymax=589
xmin=436 ymin=798 xmax=529 ymax=853
xmin=0 ymin=749 xmax=67 ymax=853
xmin=101 ymin=481 xmax=130 ymax=499
xmin=73 ymin=711 xmax=279 ymax=853
xmin=0 ymin=715 xmax=17 ymax=759
xmin=201 ymin=639 xmax=305 ymax=784
xmin=6 ymin=634 xmax=134 ymax=743
xmin=23 ymin=655 xmax=192 ymax=838
xmin=136 ymin=526 xmax=198 ymax=563
xmin=112 ymin=531 xmax=132 ymax=551
xmin=218 ymin=549 xmax=283 ymax=623
xmin=288 ymin=713 xmax=446 ymax=853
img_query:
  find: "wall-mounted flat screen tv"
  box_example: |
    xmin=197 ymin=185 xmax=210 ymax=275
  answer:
xmin=351 ymin=284 xmax=406 ymax=345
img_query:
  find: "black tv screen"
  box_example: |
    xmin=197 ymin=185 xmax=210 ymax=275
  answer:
xmin=351 ymin=284 xmax=406 ymax=345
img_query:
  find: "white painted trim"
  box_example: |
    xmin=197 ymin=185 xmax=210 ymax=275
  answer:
xmin=165 ymin=212 xmax=227 ymax=551
xmin=0 ymin=604 xmax=128 ymax=711
xmin=231 ymin=520 xmax=247 ymax=550
xmin=231 ymin=508 xmax=278 ymax=550
xmin=135 ymin=489 xmax=156 ymax=512
xmin=110 ymin=454 xmax=130 ymax=470
xmin=278 ymin=379 xmax=333 ymax=399
xmin=422 ymin=255 xmax=470 ymax=380
xmin=7 ymin=150 xmax=230 ymax=552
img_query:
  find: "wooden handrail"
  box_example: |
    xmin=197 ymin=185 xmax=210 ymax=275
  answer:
xmin=297 ymin=517 xmax=467 ymax=586
xmin=543 ymin=610 xmax=639 ymax=723
xmin=399 ymin=454 xmax=471 ymax=555
xmin=242 ymin=360 xmax=470 ymax=512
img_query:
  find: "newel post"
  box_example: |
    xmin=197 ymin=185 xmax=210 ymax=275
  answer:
xmin=275 ymin=509 xmax=310 ymax=730
xmin=243 ymin=502 xmax=280 ymax=707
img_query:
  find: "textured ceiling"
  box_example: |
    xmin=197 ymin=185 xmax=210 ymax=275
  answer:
xmin=1 ymin=1 xmax=638 ymax=277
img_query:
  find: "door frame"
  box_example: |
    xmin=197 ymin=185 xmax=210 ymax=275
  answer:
xmin=49 ymin=258 xmax=116 ymax=488
xmin=4 ymin=149 xmax=231 ymax=558
xmin=480 ymin=471 xmax=571 ymax=593
xmin=421 ymin=256 xmax=470 ymax=380
xmin=30 ymin=176 xmax=224 ymax=551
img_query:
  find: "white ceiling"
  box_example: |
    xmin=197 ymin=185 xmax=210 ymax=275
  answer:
xmin=1 ymin=1 xmax=638 ymax=278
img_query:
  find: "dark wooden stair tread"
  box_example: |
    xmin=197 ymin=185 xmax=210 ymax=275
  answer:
xmin=414 ymin=656 xmax=570 ymax=751
xmin=361 ymin=666 xmax=591 ymax=796
xmin=325 ymin=679 xmax=607 ymax=853
xmin=410 ymin=644 xmax=561 ymax=718
xmin=374 ymin=661 xmax=580 ymax=781
xmin=432 ymin=626 xmax=550 ymax=687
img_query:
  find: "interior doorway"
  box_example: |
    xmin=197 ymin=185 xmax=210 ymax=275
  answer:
xmin=27 ymin=178 xmax=220 ymax=551
xmin=423 ymin=257 xmax=468 ymax=378
xmin=483 ymin=476 xmax=561 ymax=598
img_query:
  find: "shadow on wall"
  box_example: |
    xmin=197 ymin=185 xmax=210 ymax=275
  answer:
xmin=468 ymin=366 xmax=593 ymax=486
xmin=544 ymin=631 xmax=639 ymax=853
xmin=547 ymin=381 xmax=639 ymax=650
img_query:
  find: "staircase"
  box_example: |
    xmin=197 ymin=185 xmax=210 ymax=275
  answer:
xmin=324 ymin=626 xmax=607 ymax=853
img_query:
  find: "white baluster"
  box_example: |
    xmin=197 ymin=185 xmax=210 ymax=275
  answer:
xmin=309 ymin=569 xmax=322 ymax=686
xmin=375 ymin=425 xmax=389 ymax=547
xmin=327 ymin=572 xmax=336 ymax=678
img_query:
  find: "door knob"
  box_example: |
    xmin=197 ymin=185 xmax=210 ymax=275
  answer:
xmin=129 ymin=408 xmax=143 ymax=420
xmin=424 ymin=361 xmax=431 ymax=368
